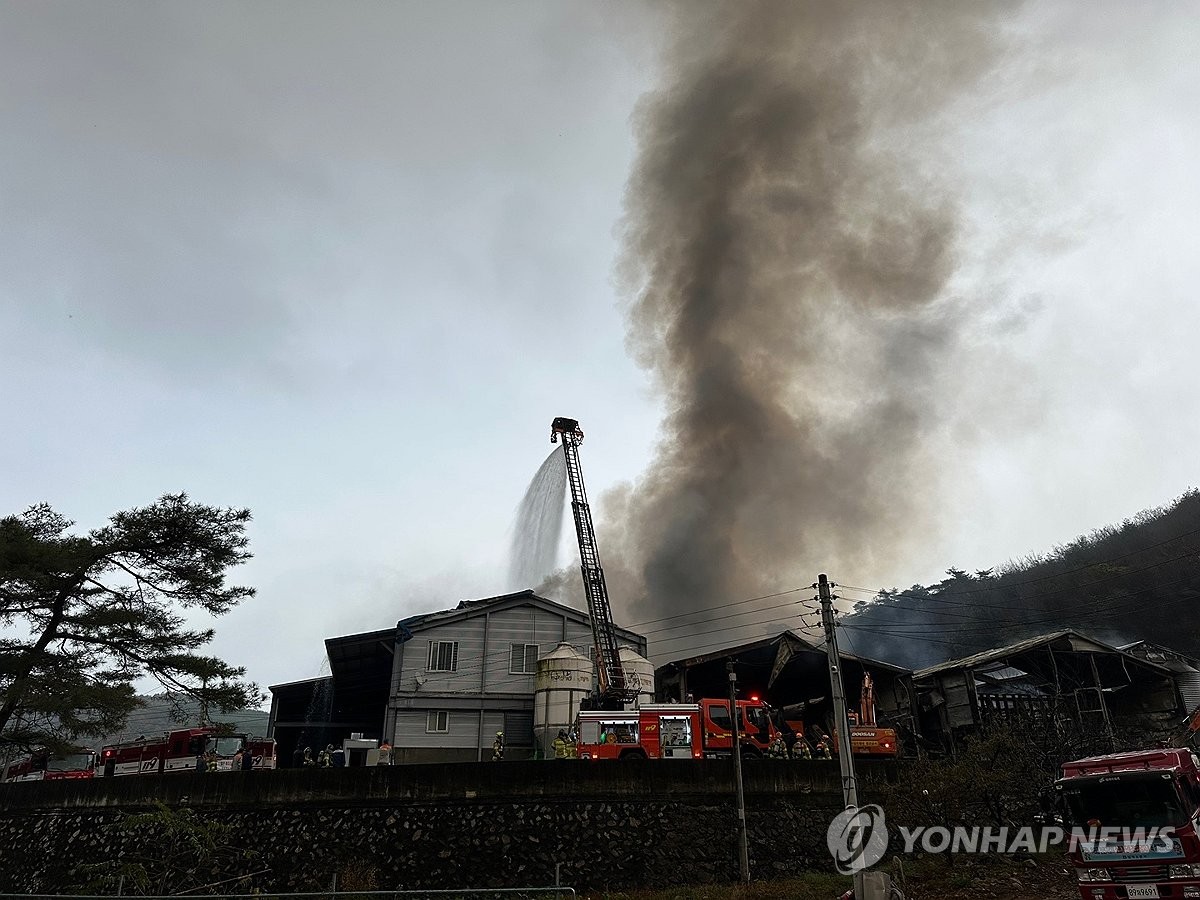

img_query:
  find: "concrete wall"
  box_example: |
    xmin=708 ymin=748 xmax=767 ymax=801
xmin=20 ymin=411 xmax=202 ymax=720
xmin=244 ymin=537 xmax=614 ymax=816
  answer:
xmin=0 ymin=760 xmax=898 ymax=893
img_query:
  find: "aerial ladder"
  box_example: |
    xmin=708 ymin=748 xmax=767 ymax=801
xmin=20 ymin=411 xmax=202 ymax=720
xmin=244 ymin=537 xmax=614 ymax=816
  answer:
xmin=550 ymin=416 xmax=635 ymax=709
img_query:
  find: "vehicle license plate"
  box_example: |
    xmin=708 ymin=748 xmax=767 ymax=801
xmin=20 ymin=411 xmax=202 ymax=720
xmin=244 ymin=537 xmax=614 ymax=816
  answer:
xmin=1126 ymin=886 xmax=1160 ymax=899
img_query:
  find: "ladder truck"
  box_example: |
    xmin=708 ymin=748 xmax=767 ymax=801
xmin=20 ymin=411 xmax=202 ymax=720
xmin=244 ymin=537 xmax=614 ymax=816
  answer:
xmin=550 ymin=416 xmax=636 ymax=710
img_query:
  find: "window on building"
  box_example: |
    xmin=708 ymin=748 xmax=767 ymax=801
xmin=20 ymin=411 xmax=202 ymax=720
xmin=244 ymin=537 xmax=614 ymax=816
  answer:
xmin=426 ymin=710 xmax=450 ymax=733
xmin=509 ymin=643 xmax=539 ymax=674
xmin=427 ymin=640 xmax=459 ymax=672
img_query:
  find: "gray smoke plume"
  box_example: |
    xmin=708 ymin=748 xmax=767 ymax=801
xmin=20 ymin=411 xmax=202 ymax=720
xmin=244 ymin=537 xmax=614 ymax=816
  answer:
xmin=600 ymin=2 xmax=1009 ymax=639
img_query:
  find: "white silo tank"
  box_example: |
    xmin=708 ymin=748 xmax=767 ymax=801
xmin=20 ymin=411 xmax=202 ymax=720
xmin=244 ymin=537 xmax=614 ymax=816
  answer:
xmin=619 ymin=647 xmax=656 ymax=708
xmin=534 ymin=642 xmax=593 ymax=757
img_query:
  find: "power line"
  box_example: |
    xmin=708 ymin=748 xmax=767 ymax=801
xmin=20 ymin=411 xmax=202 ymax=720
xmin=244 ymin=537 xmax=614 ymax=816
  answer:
xmin=640 ymin=597 xmax=808 ymax=638
xmin=625 ymin=587 xmax=810 ymax=630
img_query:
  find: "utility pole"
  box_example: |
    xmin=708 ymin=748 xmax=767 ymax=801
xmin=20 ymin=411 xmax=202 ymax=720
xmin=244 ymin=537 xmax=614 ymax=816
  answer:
xmin=727 ymin=661 xmax=750 ymax=884
xmin=818 ymin=574 xmax=872 ymax=899
xmin=817 ymin=573 xmax=858 ymax=809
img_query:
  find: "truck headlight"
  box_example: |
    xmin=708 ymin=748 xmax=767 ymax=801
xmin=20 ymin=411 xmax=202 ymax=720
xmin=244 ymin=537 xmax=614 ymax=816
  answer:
xmin=1171 ymin=864 xmax=1200 ymax=878
xmin=1076 ymin=868 xmax=1110 ymax=882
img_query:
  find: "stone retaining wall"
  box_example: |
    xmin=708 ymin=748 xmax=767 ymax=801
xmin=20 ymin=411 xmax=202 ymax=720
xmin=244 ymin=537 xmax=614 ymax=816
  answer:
xmin=0 ymin=760 xmax=898 ymax=893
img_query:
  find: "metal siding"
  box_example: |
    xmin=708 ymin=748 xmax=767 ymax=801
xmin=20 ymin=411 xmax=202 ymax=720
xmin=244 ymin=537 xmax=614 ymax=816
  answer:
xmin=483 ymin=710 xmax=505 ymax=741
xmin=487 ymin=607 xmax=564 ymax=693
xmin=392 ymin=708 xmax=479 ymax=750
xmin=389 ymin=600 xmax=639 ymax=713
xmin=1179 ymin=673 xmax=1200 ymax=713
xmin=396 ymin=619 xmax=485 ymax=694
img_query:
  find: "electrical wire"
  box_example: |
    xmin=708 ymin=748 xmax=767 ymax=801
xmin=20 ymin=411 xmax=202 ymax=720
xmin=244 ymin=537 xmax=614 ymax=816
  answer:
xmin=624 ymin=586 xmax=810 ymax=630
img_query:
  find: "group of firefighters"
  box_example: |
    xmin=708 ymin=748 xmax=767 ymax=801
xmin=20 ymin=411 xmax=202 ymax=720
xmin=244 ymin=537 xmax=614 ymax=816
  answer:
xmin=296 ymin=741 xmax=394 ymax=768
xmin=194 ymin=746 xmax=257 ymax=773
xmin=767 ymin=733 xmax=832 ymax=760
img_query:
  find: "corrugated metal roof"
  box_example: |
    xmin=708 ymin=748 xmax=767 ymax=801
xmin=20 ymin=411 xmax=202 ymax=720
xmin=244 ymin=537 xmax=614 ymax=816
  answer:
xmin=659 ymin=629 xmax=910 ymax=674
xmin=913 ymin=629 xmax=1174 ymax=679
xmin=393 ymin=589 xmax=645 ymax=645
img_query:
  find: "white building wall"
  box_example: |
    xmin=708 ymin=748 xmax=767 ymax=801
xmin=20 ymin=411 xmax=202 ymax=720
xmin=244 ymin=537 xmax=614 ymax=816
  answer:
xmin=392 ymin=708 xmax=479 ymax=750
xmin=385 ymin=598 xmax=647 ymax=761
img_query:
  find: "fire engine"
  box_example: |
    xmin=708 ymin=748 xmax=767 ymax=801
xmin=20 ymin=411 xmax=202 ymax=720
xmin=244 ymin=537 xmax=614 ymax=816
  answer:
xmin=577 ymin=697 xmax=782 ymax=760
xmin=99 ymin=727 xmax=276 ymax=775
xmin=3 ymin=748 xmax=97 ymax=783
xmin=1057 ymin=745 xmax=1200 ymax=900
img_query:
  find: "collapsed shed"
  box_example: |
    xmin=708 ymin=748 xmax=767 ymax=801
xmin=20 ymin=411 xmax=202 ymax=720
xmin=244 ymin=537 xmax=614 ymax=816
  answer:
xmin=910 ymin=629 xmax=1183 ymax=750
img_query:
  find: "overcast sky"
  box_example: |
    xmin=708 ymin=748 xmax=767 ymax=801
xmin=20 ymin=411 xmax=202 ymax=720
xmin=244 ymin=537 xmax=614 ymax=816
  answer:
xmin=2 ymin=2 xmax=1199 ymax=695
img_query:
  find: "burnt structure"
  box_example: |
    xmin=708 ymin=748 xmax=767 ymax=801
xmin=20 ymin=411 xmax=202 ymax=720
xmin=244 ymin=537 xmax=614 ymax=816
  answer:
xmin=909 ymin=630 xmax=1185 ymax=750
xmin=654 ymin=630 xmax=912 ymax=745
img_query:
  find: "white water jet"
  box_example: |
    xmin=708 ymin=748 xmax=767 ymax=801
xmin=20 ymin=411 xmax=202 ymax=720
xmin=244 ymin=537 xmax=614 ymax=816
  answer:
xmin=508 ymin=448 xmax=567 ymax=591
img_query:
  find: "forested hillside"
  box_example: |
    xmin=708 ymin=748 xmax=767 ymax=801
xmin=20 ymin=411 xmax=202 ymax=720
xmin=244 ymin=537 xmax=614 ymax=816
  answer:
xmin=842 ymin=489 xmax=1200 ymax=668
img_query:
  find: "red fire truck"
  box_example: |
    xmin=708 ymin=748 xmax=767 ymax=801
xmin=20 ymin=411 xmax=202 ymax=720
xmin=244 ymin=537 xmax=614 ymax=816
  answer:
xmin=3 ymin=748 xmax=97 ymax=783
xmin=1056 ymin=746 xmax=1200 ymax=899
xmin=99 ymin=727 xmax=276 ymax=775
xmin=577 ymin=698 xmax=781 ymax=760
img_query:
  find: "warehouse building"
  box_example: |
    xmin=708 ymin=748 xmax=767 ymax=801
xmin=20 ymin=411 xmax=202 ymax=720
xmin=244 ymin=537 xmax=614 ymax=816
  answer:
xmin=268 ymin=589 xmax=647 ymax=764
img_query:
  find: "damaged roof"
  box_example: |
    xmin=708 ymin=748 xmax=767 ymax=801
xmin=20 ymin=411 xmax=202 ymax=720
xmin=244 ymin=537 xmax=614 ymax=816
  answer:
xmin=913 ymin=629 xmax=1174 ymax=679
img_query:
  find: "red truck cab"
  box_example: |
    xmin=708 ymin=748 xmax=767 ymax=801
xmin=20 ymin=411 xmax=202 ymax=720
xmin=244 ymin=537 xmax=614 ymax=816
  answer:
xmin=3 ymin=749 xmax=97 ymax=783
xmin=1057 ymin=747 xmax=1200 ymax=899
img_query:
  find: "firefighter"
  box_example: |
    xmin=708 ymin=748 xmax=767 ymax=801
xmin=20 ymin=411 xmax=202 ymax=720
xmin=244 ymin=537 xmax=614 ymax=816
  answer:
xmin=814 ymin=739 xmax=831 ymax=760
xmin=768 ymin=735 xmax=788 ymax=759
xmin=552 ymin=730 xmax=569 ymax=760
xmin=492 ymin=731 xmax=505 ymax=762
xmin=377 ymin=741 xmax=392 ymax=765
xmin=302 ymin=746 xmax=315 ymax=767
xmin=318 ymin=744 xmax=333 ymax=767
xmin=565 ymin=727 xmax=578 ymax=759
xmin=205 ymin=749 xmax=218 ymax=773
xmin=791 ymin=737 xmax=813 ymax=761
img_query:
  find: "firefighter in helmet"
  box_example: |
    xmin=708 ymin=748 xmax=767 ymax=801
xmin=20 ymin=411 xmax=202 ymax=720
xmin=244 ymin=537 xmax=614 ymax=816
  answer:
xmin=768 ymin=735 xmax=788 ymax=759
xmin=552 ymin=730 xmax=569 ymax=760
xmin=792 ymin=737 xmax=813 ymax=761
xmin=492 ymin=731 xmax=505 ymax=762
xmin=302 ymin=746 xmax=315 ymax=767
xmin=318 ymin=744 xmax=333 ymax=767
xmin=814 ymin=739 xmax=831 ymax=759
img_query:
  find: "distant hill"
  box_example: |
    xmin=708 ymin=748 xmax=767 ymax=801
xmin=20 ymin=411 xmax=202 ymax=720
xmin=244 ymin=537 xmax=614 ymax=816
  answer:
xmin=843 ymin=489 xmax=1200 ymax=669
xmin=88 ymin=694 xmax=270 ymax=749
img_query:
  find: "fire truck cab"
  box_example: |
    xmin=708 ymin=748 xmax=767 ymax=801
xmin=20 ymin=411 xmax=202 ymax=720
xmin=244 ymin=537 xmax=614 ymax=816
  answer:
xmin=699 ymin=698 xmax=778 ymax=757
xmin=3 ymin=749 xmax=97 ymax=783
xmin=1057 ymin=747 xmax=1200 ymax=899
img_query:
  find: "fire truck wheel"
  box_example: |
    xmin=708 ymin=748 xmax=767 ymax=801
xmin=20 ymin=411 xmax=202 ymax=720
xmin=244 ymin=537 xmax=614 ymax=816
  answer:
xmin=619 ymin=749 xmax=647 ymax=761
